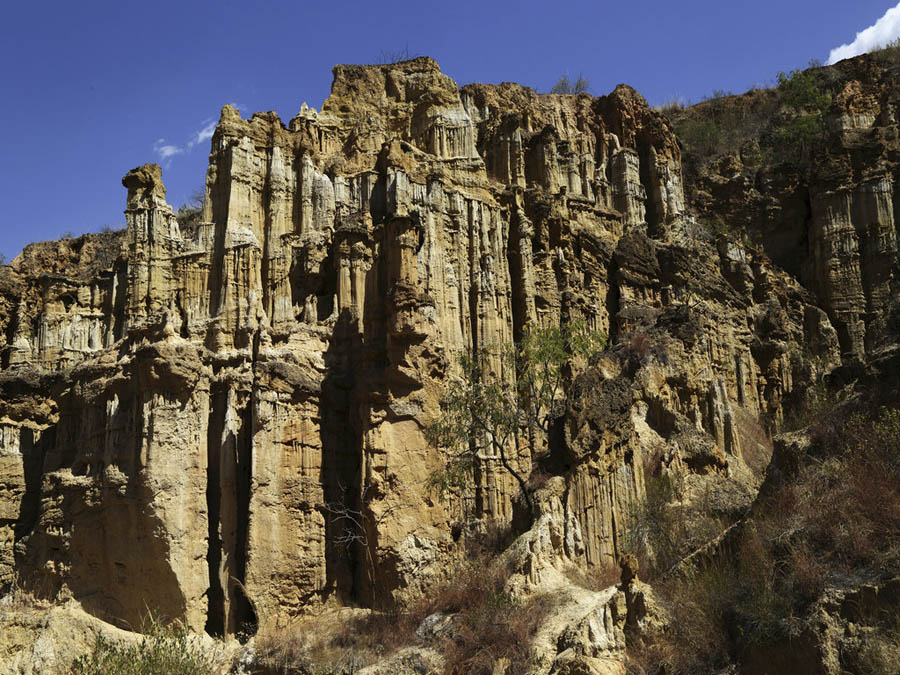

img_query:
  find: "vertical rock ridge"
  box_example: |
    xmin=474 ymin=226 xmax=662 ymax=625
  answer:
xmin=0 ymin=57 xmax=854 ymax=633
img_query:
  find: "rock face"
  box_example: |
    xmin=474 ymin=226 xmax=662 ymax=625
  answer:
xmin=677 ymin=55 xmax=900 ymax=360
xmin=0 ymin=54 xmax=888 ymax=649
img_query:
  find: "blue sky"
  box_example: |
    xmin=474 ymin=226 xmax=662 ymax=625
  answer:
xmin=1 ymin=0 xmax=898 ymax=261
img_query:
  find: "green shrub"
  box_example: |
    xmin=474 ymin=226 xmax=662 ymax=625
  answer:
xmin=776 ymin=69 xmax=831 ymax=110
xmin=72 ymin=620 xmax=217 ymax=675
xmin=770 ymin=67 xmax=833 ymax=162
xmin=674 ymin=118 xmax=721 ymax=156
xmin=672 ymin=60 xmax=836 ymax=168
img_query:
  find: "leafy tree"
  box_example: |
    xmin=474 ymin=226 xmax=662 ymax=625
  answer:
xmin=426 ymin=320 xmax=605 ymax=513
xmin=550 ymin=74 xmax=590 ymax=95
xmin=176 ymin=188 xmax=205 ymax=234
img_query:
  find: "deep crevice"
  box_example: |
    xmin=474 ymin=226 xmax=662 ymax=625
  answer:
xmin=204 ymin=389 xmax=225 ymax=637
xmin=606 ymin=258 xmax=621 ymax=345
xmin=14 ymin=426 xmax=50 ymax=547
xmin=233 ymin=401 xmax=256 ymax=640
xmin=507 ymin=205 xmax=529 ymax=344
xmin=319 ymin=312 xmax=365 ymax=606
xmin=637 ymin=140 xmax=662 ymax=238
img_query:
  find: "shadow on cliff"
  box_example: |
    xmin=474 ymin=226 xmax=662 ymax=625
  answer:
xmin=13 ymin=381 xmax=196 ymax=633
xmin=13 ymin=426 xmax=51 ymax=572
xmin=319 ymin=309 xmax=366 ymax=605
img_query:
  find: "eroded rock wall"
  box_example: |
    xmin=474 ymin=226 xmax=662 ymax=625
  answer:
xmin=0 ymin=56 xmax=849 ymax=636
xmin=679 ymin=55 xmax=900 ymax=360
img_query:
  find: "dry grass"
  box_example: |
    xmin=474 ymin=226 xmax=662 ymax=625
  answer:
xmin=254 ymin=550 xmax=550 ymax=675
xmin=408 ymin=555 xmax=551 ymax=674
xmin=629 ymin=332 xmax=651 ymax=360
xmin=564 ymin=562 xmax=621 ymax=592
xmin=768 ymin=407 xmax=900 ymax=583
xmin=253 ymin=608 xmax=417 ymax=674
xmin=732 ymin=407 xmax=774 ymax=477
xmin=849 ymin=608 xmax=900 ymax=673
xmin=628 ymin=403 xmax=900 ymax=672
xmin=624 ymin=473 xmax=727 ymax=580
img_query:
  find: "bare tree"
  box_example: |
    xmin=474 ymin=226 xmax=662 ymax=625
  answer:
xmin=550 ymin=74 xmax=590 ymax=95
xmin=374 ymin=44 xmax=420 ymax=65
xmin=323 ymin=483 xmax=410 ymax=607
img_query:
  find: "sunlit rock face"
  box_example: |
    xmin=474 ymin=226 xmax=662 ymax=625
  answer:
xmin=0 ymin=56 xmax=852 ymax=636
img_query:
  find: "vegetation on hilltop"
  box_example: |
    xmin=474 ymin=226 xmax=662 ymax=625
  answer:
xmin=550 ymin=74 xmax=590 ymax=94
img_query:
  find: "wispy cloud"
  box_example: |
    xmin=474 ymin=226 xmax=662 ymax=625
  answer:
xmin=187 ymin=119 xmax=216 ymax=150
xmin=827 ymin=3 xmax=900 ymax=64
xmin=151 ymin=115 xmax=222 ymax=166
xmin=153 ymin=138 xmax=184 ymax=165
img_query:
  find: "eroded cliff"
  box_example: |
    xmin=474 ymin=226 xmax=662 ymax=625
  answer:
xmin=0 ymin=54 xmax=895 ymax=674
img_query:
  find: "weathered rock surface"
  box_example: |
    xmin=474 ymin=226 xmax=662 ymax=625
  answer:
xmin=675 ymin=54 xmax=900 ymax=361
xmin=0 ymin=53 xmax=896 ymax=673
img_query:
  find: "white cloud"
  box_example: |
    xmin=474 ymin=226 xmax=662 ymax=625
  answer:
xmin=153 ymin=110 xmax=225 ymax=167
xmin=187 ymin=119 xmax=216 ymax=150
xmin=151 ymin=114 xmax=221 ymax=166
xmin=827 ymin=3 xmax=900 ymax=64
xmin=153 ymin=138 xmax=184 ymax=162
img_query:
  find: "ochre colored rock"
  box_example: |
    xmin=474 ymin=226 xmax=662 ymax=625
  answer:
xmin=0 ymin=56 xmax=885 ymax=662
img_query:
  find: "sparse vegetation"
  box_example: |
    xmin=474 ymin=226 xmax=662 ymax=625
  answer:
xmin=624 ymin=472 xmax=727 ymax=579
xmin=782 ymin=379 xmax=840 ymax=432
xmin=254 ymin=549 xmax=551 ymax=675
xmin=407 ymin=552 xmax=551 ymax=674
xmin=426 ymin=321 xmax=605 ymax=513
xmin=703 ymin=88 xmax=734 ymax=101
xmin=254 ymin=611 xmax=394 ymax=674
xmin=550 ymin=74 xmax=590 ymax=94
xmin=564 ymin=561 xmax=620 ymax=592
xmin=72 ymin=618 xmax=218 ymax=675
xmin=176 ymin=188 xmax=205 ymax=237
xmin=873 ymin=36 xmax=900 ymax=65
xmin=628 ymin=400 xmax=900 ymax=672
xmin=373 ymin=44 xmax=420 ymax=65
xmin=663 ymin=58 xmax=837 ymax=170
xmin=654 ymin=96 xmax=688 ymax=115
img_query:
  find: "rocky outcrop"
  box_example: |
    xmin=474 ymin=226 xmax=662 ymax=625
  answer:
xmin=0 ymin=55 xmax=873 ymax=660
xmin=675 ymin=55 xmax=900 ymax=360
